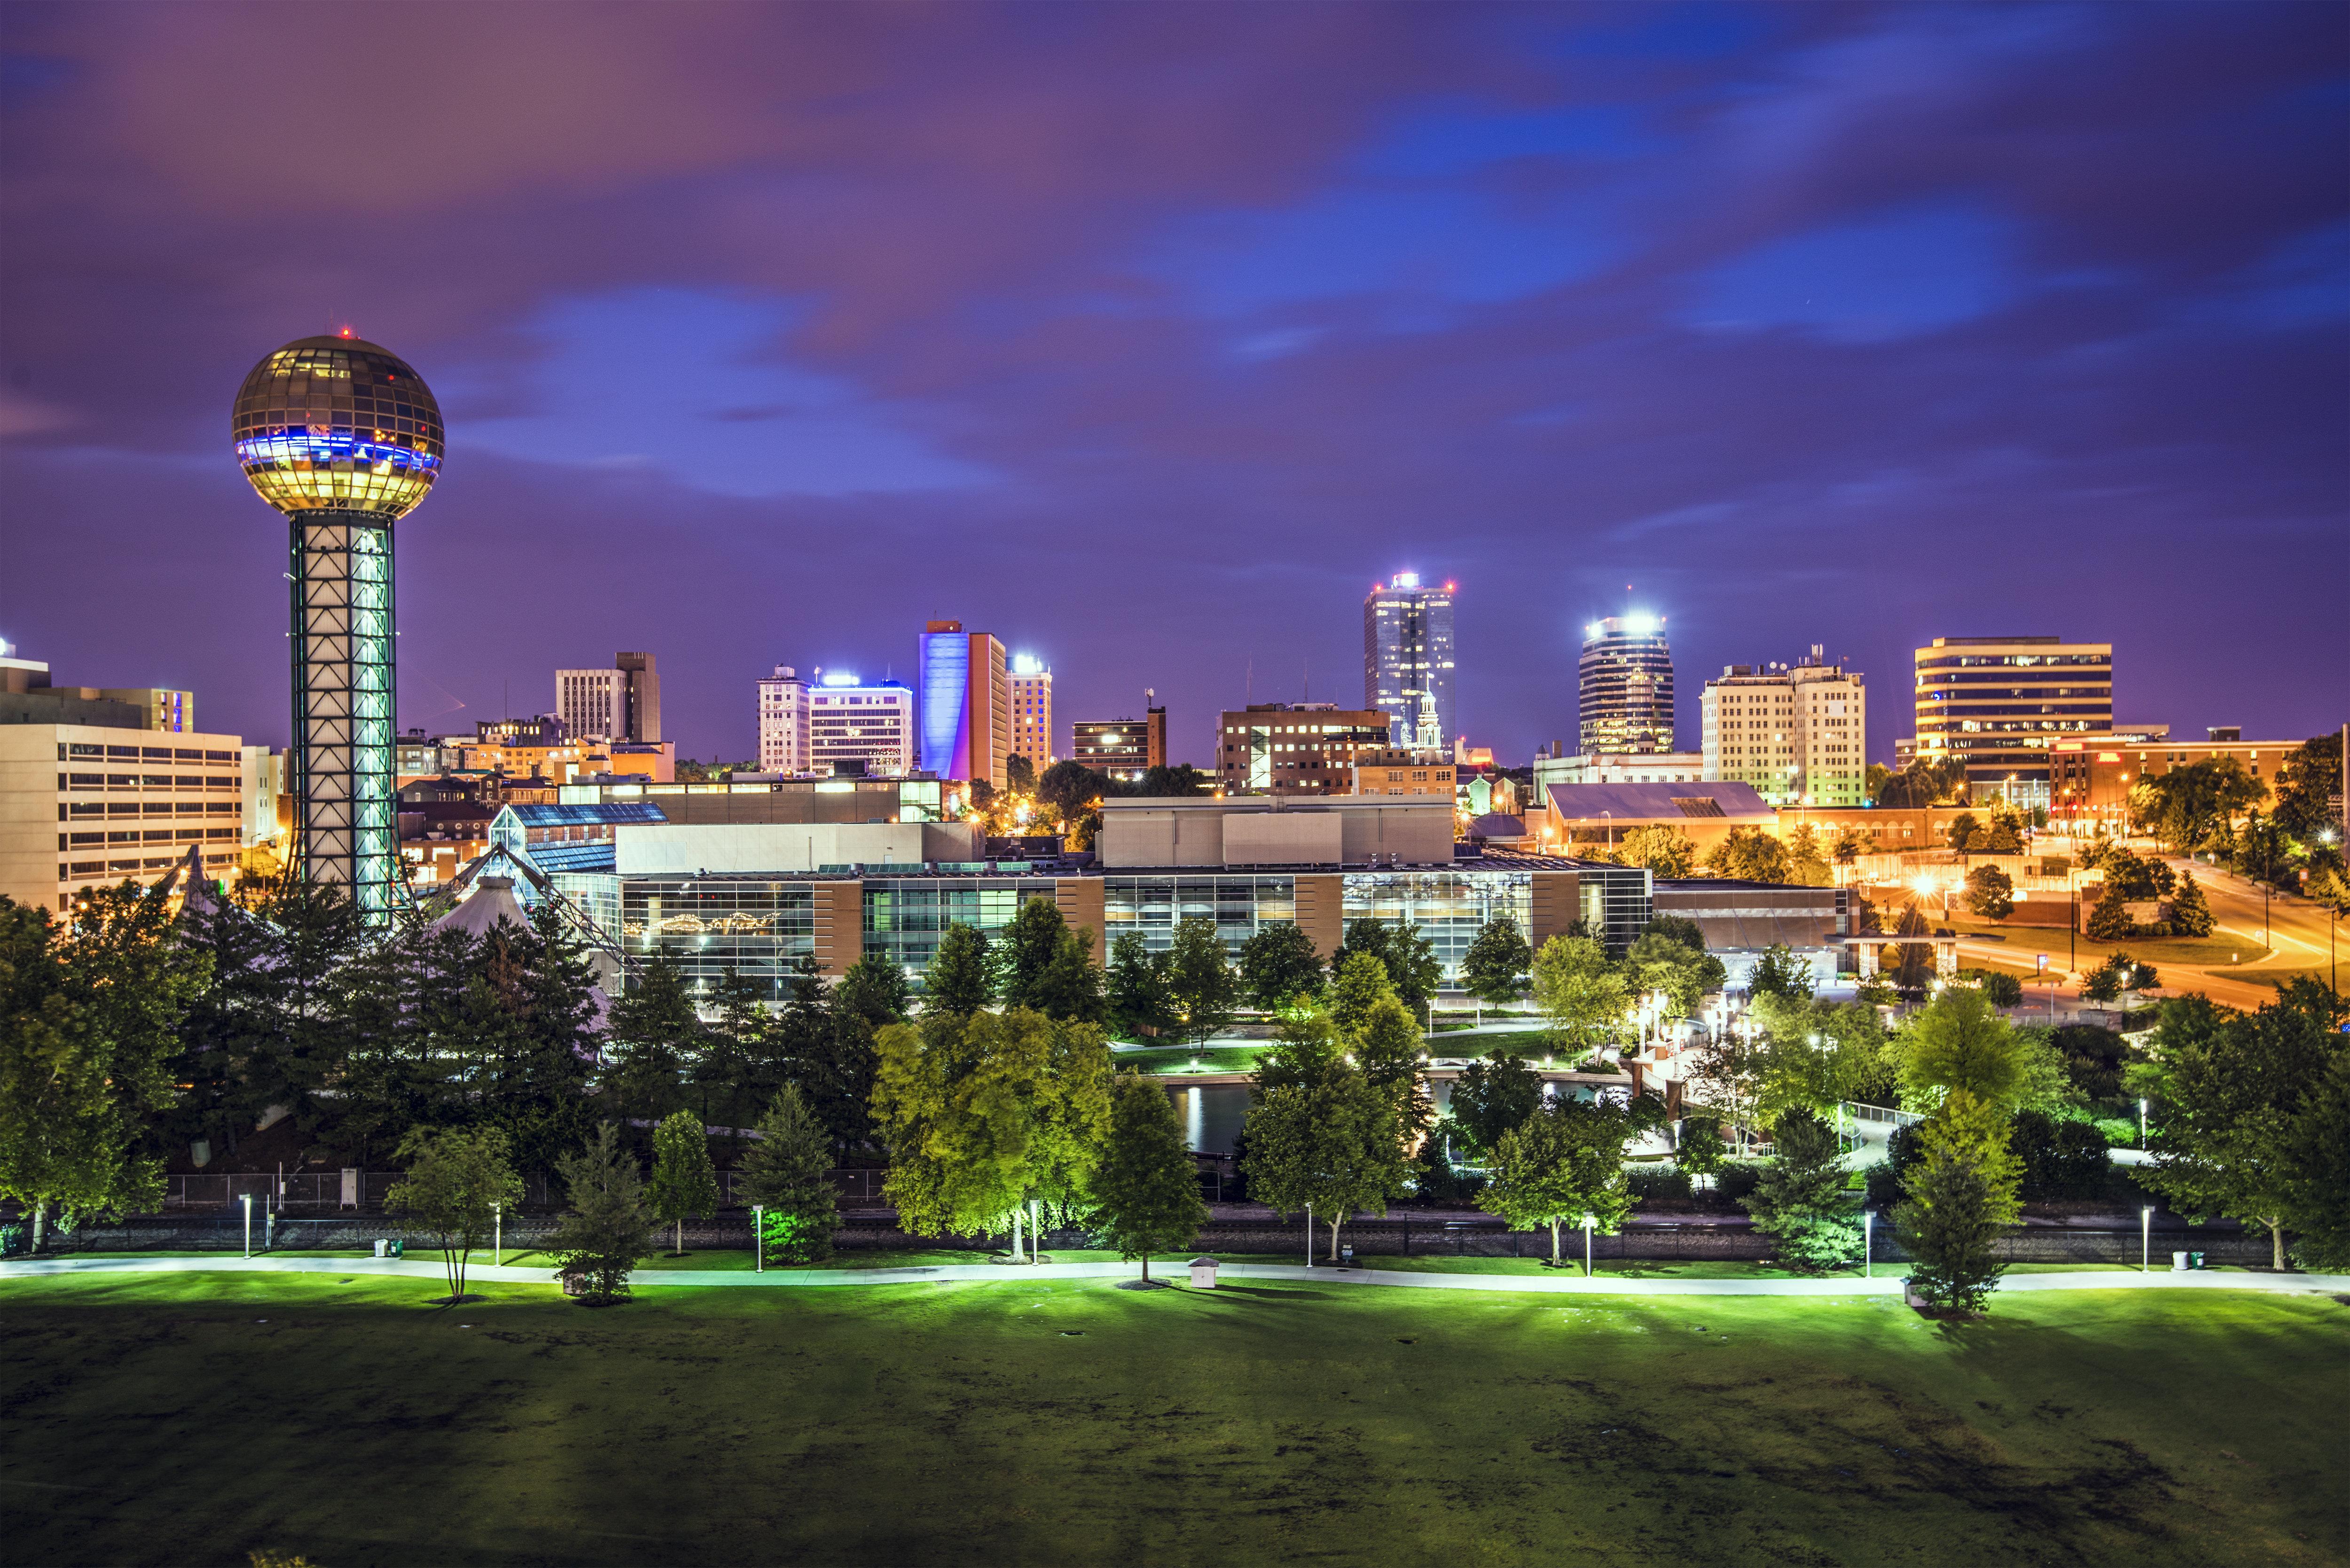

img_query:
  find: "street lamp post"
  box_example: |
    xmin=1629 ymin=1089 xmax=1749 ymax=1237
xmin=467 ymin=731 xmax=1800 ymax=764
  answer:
xmin=1582 ymin=1214 xmax=1595 ymax=1279
xmin=2141 ymin=1205 xmax=2153 ymax=1274
xmin=1863 ymin=1209 xmax=1872 ymax=1279
xmin=493 ymin=1201 xmax=502 ymax=1267
xmin=752 ymin=1204 xmax=764 ymax=1273
xmin=1304 ymin=1202 xmax=1313 ymax=1269
xmin=241 ymin=1193 xmax=252 ymax=1260
xmin=2138 ymin=1097 xmax=2148 ymax=1150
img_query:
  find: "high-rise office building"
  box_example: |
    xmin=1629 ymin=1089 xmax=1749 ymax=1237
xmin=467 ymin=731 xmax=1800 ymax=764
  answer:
xmin=1008 ymin=654 xmax=1053 ymax=771
xmin=1073 ymin=708 xmax=1166 ymax=781
xmin=808 ymin=671 xmax=915 ymax=777
xmin=233 ymin=332 xmax=443 ymax=924
xmin=1363 ymin=573 xmax=1456 ymax=749
xmin=1912 ymin=636 xmax=2112 ymax=808
xmin=917 ymin=621 xmax=1012 ymax=787
xmin=756 ymin=665 xmax=811 ymax=774
xmin=1701 ymin=650 xmax=1868 ymax=806
xmin=557 ymin=652 xmax=661 ymax=744
xmin=1578 ymin=616 xmax=1675 ymax=754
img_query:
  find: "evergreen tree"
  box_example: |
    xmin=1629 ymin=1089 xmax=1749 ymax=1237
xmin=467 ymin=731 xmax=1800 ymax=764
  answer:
xmin=548 ymin=1122 xmax=657 ymax=1305
xmin=1165 ymin=917 xmax=1238 ymax=1048
xmin=924 ymin=923 xmax=996 ymax=1017
xmin=736 ymin=1084 xmax=838 ymax=1264
xmin=699 ymin=965 xmax=774 ymax=1141
xmin=1893 ymin=1088 xmax=2020 ymax=1313
xmin=2084 ymin=881 xmax=2135 ymax=941
xmin=1105 ymin=932 xmax=1179 ymax=1041
xmin=385 ymin=1126 xmax=522 ymax=1302
xmin=1459 ymin=915 xmax=1534 ymax=1006
xmin=1090 ymin=1072 xmax=1210 ymax=1283
xmin=2169 ymin=871 xmax=2216 ymax=937
xmin=1741 ymin=1109 xmax=1860 ymax=1273
xmin=1238 ymin=921 xmax=1327 ymax=1011
xmin=836 ymin=956 xmax=912 ymax=1027
xmin=1888 ymin=903 xmax=1935 ymax=991
xmin=606 ymin=958 xmax=703 ymax=1123
xmin=1449 ymin=1049 xmax=1542 ymax=1157
xmin=645 ymin=1109 xmax=720 ymax=1256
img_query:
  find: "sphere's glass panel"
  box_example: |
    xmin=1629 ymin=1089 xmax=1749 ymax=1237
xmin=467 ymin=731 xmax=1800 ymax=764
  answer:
xmin=232 ymin=338 xmax=443 ymax=517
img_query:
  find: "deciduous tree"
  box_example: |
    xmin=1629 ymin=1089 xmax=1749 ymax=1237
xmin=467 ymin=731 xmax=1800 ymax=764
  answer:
xmin=924 ymin=923 xmax=997 ymax=1018
xmin=385 ymin=1126 xmax=523 ymax=1302
xmin=1238 ymin=921 xmax=1327 ymax=1011
xmin=1476 ymin=1095 xmax=1660 ymax=1264
xmin=1240 ymin=1070 xmax=1410 ymax=1263
xmin=1105 ymin=932 xmax=1179 ymax=1041
xmin=646 ymin=1109 xmax=721 ymax=1255
xmin=1165 ymin=918 xmax=1239 ymax=1047
xmin=1964 ymin=865 xmax=2014 ymax=921
xmin=1449 ymin=1049 xmax=1542 ymax=1157
xmin=1611 ymin=826 xmax=1695 ymax=880
xmin=1530 ymin=935 xmax=1629 ymax=1055
xmin=1331 ymin=918 xmax=1442 ymax=1011
xmin=1089 ymin=1073 xmax=1210 ymax=1283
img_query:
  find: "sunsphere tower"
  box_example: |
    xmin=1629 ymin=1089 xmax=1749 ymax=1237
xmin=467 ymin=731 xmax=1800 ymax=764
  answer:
xmin=233 ymin=334 xmax=443 ymax=924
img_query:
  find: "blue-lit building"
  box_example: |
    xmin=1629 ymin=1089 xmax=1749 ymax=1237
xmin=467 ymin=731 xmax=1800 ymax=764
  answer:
xmin=917 ymin=619 xmax=1012 ymax=788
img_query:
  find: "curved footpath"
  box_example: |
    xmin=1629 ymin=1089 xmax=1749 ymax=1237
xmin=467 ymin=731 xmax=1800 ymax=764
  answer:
xmin=6 ymin=1254 xmax=2346 ymax=1297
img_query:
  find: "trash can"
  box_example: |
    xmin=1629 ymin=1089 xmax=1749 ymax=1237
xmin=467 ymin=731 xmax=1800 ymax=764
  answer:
xmin=373 ymin=1239 xmax=387 ymax=1259
xmin=561 ymin=1269 xmax=590 ymax=1298
xmin=387 ymin=1239 xmax=404 ymax=1260
xmin=2189 ymin=1251 xmax=2207 ymax=1271
xmin=1340 ymin=1245 xmax=1355 ymax=1266
xmin=2171 ymin=1250 xmax=2190 ymax=1272
xmin=1188 ymin=1256 xmax=1220 ymax=1289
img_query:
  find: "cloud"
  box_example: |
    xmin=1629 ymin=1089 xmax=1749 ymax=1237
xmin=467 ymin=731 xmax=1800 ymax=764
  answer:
xmin=1681 ymin=202 xmax=2021 ymax=343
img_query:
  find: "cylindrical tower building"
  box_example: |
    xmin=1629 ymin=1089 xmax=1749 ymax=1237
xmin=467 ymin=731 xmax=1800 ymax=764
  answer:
xmin=1577 ymin=615 xmax=1675 ymax=755
xmin=233 ymin=334 xmax=442 ymax=924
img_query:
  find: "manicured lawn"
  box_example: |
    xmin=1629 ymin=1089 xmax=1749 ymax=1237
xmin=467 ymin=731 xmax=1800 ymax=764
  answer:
xmin=4 ymin=1268 xmax=2342 ymax=1566
xmin=1118 ymin=1044 xmax=1265 ymax=1073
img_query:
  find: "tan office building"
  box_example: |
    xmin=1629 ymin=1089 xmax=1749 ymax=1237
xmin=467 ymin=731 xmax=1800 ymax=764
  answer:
xmin=1702 ymin=652 xmax=1868 ymax=806
xmin=0 ymin=724 xmax=265 ymax=913
xmin=1913 ymin=636 xmax=2111 ymax=808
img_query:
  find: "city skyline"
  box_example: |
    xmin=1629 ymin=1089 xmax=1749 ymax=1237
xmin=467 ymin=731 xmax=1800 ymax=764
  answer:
xmin=3 ymin=5 xmax=2344 ymax=767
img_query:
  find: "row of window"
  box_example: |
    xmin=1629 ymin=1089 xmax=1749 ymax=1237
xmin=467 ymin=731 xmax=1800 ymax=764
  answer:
xmin=62 ymin=802 xmax=240 ymax=818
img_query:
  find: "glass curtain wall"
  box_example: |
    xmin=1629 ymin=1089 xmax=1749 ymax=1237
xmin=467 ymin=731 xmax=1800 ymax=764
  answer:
xmin=620 ymin=877 xmax=815 ymax=1001
xmin=863 ymin=876 xmax=1041 ymax=987
xmin=1103 ymin=875 xmax=1298 ymax=957
xmin=1341 ymin=870 xmax=1530 ymax=979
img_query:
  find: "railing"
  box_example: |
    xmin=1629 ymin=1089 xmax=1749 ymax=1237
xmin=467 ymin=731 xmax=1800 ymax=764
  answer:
xmin=1839 ymin=1101 xmax=1924 ymax=1133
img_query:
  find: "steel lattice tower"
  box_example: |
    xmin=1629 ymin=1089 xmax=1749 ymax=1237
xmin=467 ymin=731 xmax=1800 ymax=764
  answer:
xmin=233 ymin=335 xmax=443 ymax=925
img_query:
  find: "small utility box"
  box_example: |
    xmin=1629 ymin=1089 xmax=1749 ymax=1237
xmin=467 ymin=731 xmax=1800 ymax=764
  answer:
xmin=1188 ymin=1257 xmax=1221 ymax=1289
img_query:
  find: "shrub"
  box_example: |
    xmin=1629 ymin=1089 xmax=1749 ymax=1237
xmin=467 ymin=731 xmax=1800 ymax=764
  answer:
xmin=1715 ymin=1161 xmax=1766 ymax=1202
xmin=1625 ymin=1163 xmax=1693 ymax=1202
xmin=2008 ymin=1111 xmax=2112 ymax=1201
xmin=1978 ymin=972 xmax=2024 ymax=1007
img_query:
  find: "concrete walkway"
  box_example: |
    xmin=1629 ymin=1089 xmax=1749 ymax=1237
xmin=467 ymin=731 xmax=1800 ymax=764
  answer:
xmin=6 ymin=1253 xmax=2344 ymax=1297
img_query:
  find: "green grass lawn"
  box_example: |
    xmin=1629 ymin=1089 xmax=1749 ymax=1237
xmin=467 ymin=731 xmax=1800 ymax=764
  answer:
xmin=4 ymin=1269 xmax=2342 ymax=1567
xmin=1119 ymin=1044 xmax=1265 ymax=1073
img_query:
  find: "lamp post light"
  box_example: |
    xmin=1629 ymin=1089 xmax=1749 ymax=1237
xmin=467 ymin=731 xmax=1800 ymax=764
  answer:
xmin=1304 ymin=1202 xmax=1313 ymax=1269
xmin=1863 ymin=1209 xmax=1873 ymax=1279
xmin=2138 ymin=1097 xmax=2148 ymax=1150
xmin=1582 ymin=1213 xmax=1595 ymax=1278
xmin=752 ymin=1204 xmax=764 ymax=1273
xmin=2141 ymin=1205 xmax=2153 ymax=1274
xmin=241 ymin=1193 xmax=253 ymax=1259
xmin=493 ymin=1201 xmax=502 ymax=1268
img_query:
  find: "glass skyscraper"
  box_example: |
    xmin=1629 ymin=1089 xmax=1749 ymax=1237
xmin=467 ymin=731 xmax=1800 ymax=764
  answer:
xmin=1578 ymin=616 xmax=1675 ymax=755
xmin=1363 ymin=574 xmax=1456 ymax=749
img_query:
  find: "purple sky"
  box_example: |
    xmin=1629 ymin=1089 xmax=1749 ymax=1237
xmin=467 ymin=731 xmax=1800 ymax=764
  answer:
xmin=3 ymin=3 xmax=2345 ymax=767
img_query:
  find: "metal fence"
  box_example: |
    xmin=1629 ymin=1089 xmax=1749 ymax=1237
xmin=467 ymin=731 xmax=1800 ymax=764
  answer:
xmin=153 ymin=1168 xmax=894 ymax=1214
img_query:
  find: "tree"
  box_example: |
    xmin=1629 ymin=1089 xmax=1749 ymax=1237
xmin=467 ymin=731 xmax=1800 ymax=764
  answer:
xmin=995 ymin=897 xmax=1068 ymax=1011
xmin=1240 ymin=1070 xmax=1411 ymax=1262
xmin=2134 ymin=755 xmax=2266 ymax=852
xmin=1327 ymin=951 xmax=1399 ymax=1040
xmin=836 ymin=955 xmax=912 ymax=1028
xmin=1975 ymin=971 xmax=2024 ymax=1007
xmin=1964 ymin=865 xmax=2015 ymax=921
xmin=605 ymin=958 xmax=703 ymax=1123
xmin=2084 ymin=881 xmax=2134 ymax=942
xmin=548 ymin=1123 xmax=657 ymax=1304
xmin=2272 ymin=732 xmax=2346 ymax=843
xmin=2134 ymin=991 xmax=2346 ymax=1270
xmin=1750 ymin=995 xmax=1891 ymax=1123
xmin=1477 ymin=1095 xmax=1659 ymax=1265
xmin=0 ymin=887 xmax=203 ymax=1250
xmin=1893 ymin=1089 xmax=2021 ymax=1314
xmin=385 ymin=1126 xmax=522 ymax=1303
xmin=646 ymin=1110 xmax=720 ymax=1256
xmin=2007 ymin=1111 xmax=2111 ymax=1201
xmin=736 ymin=1084 xmax=838 ymax=1264
xmin=1743 ymin=1109 xmax=1860 ymax=1273
xmin=1027 ymin=928 xmax=1107 ymax=1025
xmin=1947 ymin=812 xmax=1981 ymax=854
xmin=2081 ymin=953 xmax=2157 ymax=1011
xmin=1888 ymin=903 xmax=1935 ymax=992
xmin=1783 ymin=825 xmax=1833 ymax=887
xmin=1105 ymin=933 xmax=1179 ymax=1041
xmin=1676 ymin=1113 xmax=1727 ymax=1191
xmin=1449 ymin=1050 xmax=1543 ymax=1157
xmin=1706 ymin=826 xmax=1791 ymax=884
xmin=924 ymin=923 xmax=996 ymax=1017
xmin=1611 ymin=825 xmax=1695 ymax=880
xmin=1165 ymin=918 xmax=1239 ymax=1047
xmin=1888 ymin=987 xmax=2071 ymax=1113
xmin=1090 ymin=1073 xmax=1210 ymax=1283
xmin=1353 ymin=995 xmax=1434 ymax=1151
xmin=1238 ymin=922 xmax=1327 ymax=1012
xmin=1005 ymin=753 xmax=1037 ymax=795
xmin=1035 ymin=759 xmax=1106 ymax=820
xmin=1624 ymin=929 xmax=1726 ymax=1019
xmin=2169 ymin=871 xmax=2216 ymax=938
xmin=1331 ymin=918 xmax=1442 ymax=1012
xmin=1747 ymin=943 xmax=1814 ymax=1002
xmin=2280 ymin=1052 xmax=2350 ymax=1272
xmin=1530 ymin=935 xmax=1629 ymax=1055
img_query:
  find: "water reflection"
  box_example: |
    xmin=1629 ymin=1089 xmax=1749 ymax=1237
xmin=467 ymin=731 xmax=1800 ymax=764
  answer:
xmin=1163 ymin=1077 xmax=1596 ymax=1156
